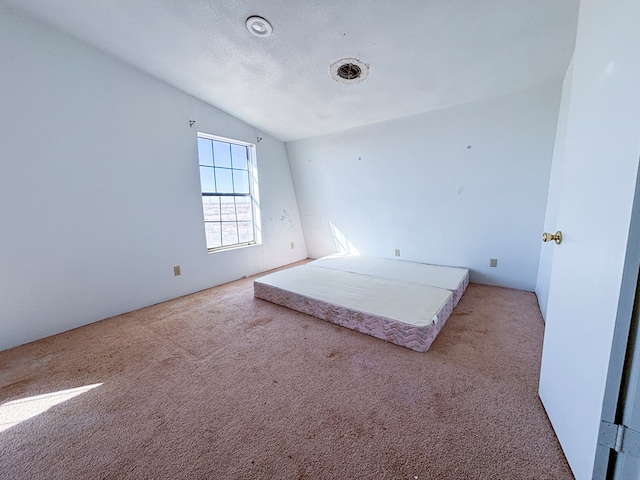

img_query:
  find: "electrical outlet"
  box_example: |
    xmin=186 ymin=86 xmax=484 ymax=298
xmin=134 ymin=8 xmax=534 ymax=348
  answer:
xmin=290 ymin=242 xmax=295 ymax=249
xmin=173 ymin=265 xmax=181 ymax=276
xmin=490 ymin=258 xmax=498 ymax=268
xmin=395 ymin=249 xmax=400 ymax=257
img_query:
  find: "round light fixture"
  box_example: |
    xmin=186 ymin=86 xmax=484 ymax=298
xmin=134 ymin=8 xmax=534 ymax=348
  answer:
xmin=330 ymin=57 xmax=369 ymax=84
xmin=246 ymin=16 xmax=272 ymax=37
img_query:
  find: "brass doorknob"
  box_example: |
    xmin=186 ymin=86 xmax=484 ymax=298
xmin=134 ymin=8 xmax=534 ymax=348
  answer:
xmin=542 ymin=231 xmax=562 ymax=244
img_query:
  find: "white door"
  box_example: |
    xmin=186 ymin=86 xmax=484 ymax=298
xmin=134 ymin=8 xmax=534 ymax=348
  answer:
xmin=538 ymin=153 xmax=639 ymax=480
xmin=537 ymin=1 xmax=640 ymax=479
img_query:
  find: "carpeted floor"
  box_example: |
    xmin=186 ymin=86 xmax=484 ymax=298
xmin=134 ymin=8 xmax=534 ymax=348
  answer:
xmin=0 ymin=263 xmax=573 ymax=479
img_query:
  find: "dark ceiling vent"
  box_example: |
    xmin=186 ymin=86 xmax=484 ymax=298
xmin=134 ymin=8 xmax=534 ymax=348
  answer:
xmin=330 ymin=57 xmax=369 ymax=85
xmin=337 ymin=63 xmax=361 ymax=80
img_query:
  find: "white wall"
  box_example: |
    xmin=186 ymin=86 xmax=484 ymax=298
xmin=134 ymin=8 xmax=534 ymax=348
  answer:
xmin=537 ymin=0 xmax=640 ymax=477
xmin=535 ymin=59 xmax=574 ymax=319
xmin=0 ymin=4 xmax=307 ymax=352
xmin=286 ymin=84 xmax=561 ymax=291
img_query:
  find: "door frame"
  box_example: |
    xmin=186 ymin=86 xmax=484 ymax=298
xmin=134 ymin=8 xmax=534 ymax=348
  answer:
xmin=593 ymin=162 xmax=640 ymax=478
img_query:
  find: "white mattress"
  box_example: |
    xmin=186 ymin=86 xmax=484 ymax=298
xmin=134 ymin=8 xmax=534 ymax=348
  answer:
xmin=255 ymin=265 xmax=453 ymax=327
xmin=309 ymin=254 xmax=469 ymax=306
xmin=254 ymin=256 xmax=469 ymax=351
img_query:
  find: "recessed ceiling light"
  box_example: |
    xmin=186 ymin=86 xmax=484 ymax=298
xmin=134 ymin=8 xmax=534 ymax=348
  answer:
xmin=246 ymin=16 xmax=273 ymax=37
xmin=330 ymin=58 xmax=369 ymax=84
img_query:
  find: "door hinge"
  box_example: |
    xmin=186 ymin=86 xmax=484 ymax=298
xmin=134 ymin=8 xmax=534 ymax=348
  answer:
xmin=600 ymin=420 xmax=640 ymax=457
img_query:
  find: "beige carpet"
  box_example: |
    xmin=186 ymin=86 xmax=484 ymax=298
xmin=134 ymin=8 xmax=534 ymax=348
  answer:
xmin=0 ymin=263 xmax=572 ymax=479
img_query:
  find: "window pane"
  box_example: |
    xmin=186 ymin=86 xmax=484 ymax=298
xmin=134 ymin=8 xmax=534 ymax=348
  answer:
xmin=221 ymin=222 xmax=239 ymax=246
xmin=199 ymin=166 xmax=215 ymax=193
xmin=220 ymin=197 xmax=236 ymax=221
xmin=202 ymin=196 xmax=220 ymax=221
xmin=238 ymin=222 xmax=254 ymax=243
xmin=198 ymin=138 xmax=213 ymax=166
xmin=205 ymin=222 xmax=221 ymax=249
xmin=233 ymin=169 xmax=250 ymax=194
xmin=213 ymin=141 xmax=232 ymax=168
xmin=231 ymin=144 xmax=248 ymax=169
xmin=215 ymin=168 xmax=233 ymax=193
xmin=235 ymin=196 xmax=252 ymax=222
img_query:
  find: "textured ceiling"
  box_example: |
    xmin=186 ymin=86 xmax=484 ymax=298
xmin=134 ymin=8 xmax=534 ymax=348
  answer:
xmin=5 ymin=0 xmax=580 ymax=142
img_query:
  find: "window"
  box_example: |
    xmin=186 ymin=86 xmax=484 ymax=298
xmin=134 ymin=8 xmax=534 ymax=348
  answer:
xmin=197 ymin=133 xmax=259 ymax=251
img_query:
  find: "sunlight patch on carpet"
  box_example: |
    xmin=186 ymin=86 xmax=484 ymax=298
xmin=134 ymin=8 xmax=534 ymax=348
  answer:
xmin=0 ymin=383 xmax=102 ymax=433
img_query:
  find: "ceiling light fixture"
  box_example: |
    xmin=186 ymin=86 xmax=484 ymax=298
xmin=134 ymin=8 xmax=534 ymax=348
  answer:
xmin=330 ymin=58 xmax=369 ymax=84
xmin=246 ymin=16 xmax=273 ymax=37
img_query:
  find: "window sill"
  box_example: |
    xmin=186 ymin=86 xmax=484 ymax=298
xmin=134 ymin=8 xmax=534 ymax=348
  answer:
xmin=207 ymin=242 xmax=259 ymax=254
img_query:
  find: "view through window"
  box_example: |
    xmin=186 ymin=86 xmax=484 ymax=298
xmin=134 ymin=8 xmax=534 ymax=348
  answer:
xmin=197 ymin=134 xmax=257 ymax=250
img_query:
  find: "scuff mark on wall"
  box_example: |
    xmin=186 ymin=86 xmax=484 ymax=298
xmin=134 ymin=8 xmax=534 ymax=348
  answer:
xmin=271 ymin=209 xmax=297 ymax=228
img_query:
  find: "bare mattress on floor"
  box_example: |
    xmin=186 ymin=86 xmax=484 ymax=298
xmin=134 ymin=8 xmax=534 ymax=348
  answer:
xmin=253 ymin=256 xmax=469 ymax=352
xmin=308 ymin=254 xmax=469 ymax=306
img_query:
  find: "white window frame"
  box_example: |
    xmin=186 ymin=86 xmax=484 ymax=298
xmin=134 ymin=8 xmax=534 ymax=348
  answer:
xmin=196 ymin=132 xmax=261 ymax=252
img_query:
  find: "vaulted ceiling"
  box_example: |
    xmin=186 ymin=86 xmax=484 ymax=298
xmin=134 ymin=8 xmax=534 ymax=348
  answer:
xmin=6 ymin=0 xmax=580 ymax=141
